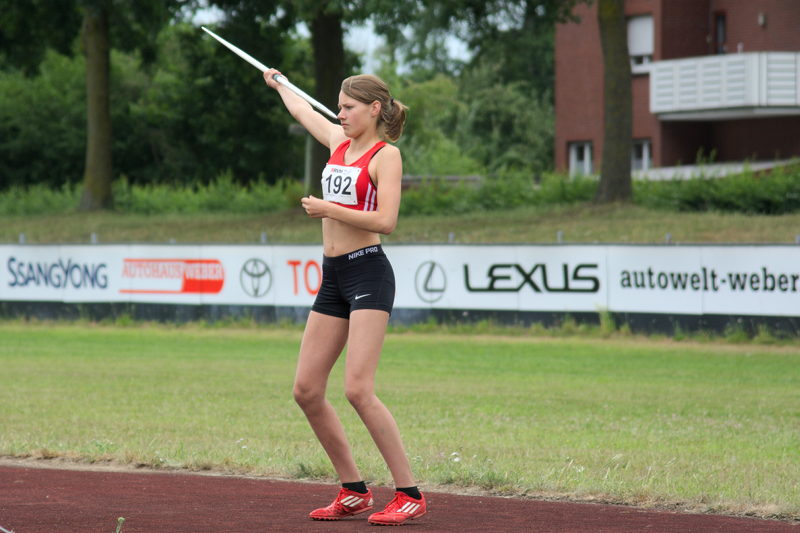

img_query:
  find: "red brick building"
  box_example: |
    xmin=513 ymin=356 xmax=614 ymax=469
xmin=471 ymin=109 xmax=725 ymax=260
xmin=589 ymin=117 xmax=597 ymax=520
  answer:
xmin=555 ymin=0 xmax=800 ymax=175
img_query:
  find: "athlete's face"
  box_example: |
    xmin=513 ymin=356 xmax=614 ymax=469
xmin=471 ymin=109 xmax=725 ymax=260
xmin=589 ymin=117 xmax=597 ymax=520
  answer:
xmin=337 ymin=91 xmax=379 ymax=138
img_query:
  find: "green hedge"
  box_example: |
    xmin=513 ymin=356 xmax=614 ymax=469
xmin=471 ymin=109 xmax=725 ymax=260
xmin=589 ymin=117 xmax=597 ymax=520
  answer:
xmin=0 ymin=174 xmax=304 ymax=216
xmin=0 ymin=183 xmax=81 ymax=215
xmin=2 ymin=164 xmax=799 ymax=217
xmin=111 ymin=173 xmax=304 ymax=215
xmin=399 ymin=173 xmax=596 ymax=215
xmin=634 ymin=162 xmax=800 ymax=214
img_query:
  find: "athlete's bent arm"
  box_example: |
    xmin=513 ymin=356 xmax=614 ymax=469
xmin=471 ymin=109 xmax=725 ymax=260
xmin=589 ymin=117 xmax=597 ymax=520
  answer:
xmin=301 ymin=146 xmax=402 ymax=234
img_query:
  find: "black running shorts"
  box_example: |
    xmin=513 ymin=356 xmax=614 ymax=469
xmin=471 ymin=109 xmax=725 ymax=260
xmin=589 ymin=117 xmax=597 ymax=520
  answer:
xmin=312 ymin=245 xmax=395 ymax=318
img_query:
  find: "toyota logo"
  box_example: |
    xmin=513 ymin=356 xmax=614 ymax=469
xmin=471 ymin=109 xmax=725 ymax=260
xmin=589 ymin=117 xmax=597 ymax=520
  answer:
xmin=415 ymin=261 xmax=446 ymax=303
xmin=240 ymin=258 xmax=272 ymax=298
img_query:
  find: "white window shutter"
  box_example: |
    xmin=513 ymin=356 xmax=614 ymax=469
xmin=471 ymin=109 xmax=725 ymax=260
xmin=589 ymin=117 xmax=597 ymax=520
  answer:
xmin=627 ymin=15 xmax=654 ymax=57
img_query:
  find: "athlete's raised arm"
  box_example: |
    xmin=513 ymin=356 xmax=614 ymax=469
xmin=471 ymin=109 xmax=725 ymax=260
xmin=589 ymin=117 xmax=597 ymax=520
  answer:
xmin=263 ymin=68 xmax=343 ymax=151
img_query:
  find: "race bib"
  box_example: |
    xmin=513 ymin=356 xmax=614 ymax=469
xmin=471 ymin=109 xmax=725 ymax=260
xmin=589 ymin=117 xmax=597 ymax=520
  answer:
xmin=321 ymin=164 xmax=360 ymax=205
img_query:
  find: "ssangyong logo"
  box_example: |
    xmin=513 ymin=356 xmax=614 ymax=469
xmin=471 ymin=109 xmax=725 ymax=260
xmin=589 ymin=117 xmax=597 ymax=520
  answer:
xmin=415 ymin=261 xmax=446 ymax=303
xmin=120 ymin=259 xmax=225 ymax=294
xmin=240 ymin=258 xmax=272 ymax=297
xmin=6 ymin=257 xmax=108 ymax=289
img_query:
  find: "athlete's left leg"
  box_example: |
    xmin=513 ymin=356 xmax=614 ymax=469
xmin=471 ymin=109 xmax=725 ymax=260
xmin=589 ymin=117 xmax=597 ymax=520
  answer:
xmin=343 ymin=309 xmax=415 ymax=488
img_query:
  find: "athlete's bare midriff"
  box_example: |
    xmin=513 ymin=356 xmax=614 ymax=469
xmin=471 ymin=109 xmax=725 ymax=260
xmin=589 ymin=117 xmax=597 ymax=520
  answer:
xmin=322 ymin=218 xmax=381 ymax=257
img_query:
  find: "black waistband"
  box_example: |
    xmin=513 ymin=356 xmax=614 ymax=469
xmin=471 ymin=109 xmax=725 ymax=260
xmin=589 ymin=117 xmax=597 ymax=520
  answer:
xmin=323 ymin=245 xmax=385 ymax=267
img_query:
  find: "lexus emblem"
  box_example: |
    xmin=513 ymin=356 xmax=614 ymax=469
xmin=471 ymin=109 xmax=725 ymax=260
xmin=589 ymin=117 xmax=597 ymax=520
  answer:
xmin=415 ymin=261 xmax=446 ymax=303
xmin=240 ymin=258 xmax=272 ymax=297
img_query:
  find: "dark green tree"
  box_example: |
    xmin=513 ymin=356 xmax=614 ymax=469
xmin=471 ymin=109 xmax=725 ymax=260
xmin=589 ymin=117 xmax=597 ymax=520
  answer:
xmin=81 ymin=4 xmax=113 ymax=210
xmin=595 ymin=0 xmax=632 ymax=203
xmin=0 ymin=2 xmax=81 ymax=73
xmin=0 ymin=0 xmax=190 ymax=209
xmin=163 ymin=9 xmax=307 ymax=186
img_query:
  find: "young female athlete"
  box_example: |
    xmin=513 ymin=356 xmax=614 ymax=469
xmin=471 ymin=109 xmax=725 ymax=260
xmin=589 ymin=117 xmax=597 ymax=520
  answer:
xmin=263 ymin=69 xmax=426 ymax=526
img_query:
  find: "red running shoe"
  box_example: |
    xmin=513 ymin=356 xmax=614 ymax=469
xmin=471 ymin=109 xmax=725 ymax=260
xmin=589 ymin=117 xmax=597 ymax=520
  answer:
xmin=309 ymin=487 xmax=374 ymax=521
xmin=368 ymin=491 xmax=427 ymax=526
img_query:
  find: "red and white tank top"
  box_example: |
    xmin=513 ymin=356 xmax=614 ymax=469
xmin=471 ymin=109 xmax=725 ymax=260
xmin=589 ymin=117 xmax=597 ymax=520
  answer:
xmin=322 ymin=140 xmax=386 ymax=211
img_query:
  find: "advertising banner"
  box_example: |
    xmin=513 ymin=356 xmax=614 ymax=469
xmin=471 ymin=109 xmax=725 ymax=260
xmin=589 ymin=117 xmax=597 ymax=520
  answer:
xmin=1 ymin=244 xmax=798 ymax=317
xmin=606 ymin=245 xmax=800 ymax=316
xmin=391 ymin=245 xmax=607 ymax=312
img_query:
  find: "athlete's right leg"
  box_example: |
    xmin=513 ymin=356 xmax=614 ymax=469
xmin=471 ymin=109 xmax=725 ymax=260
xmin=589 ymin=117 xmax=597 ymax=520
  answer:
xmin=293 ymin=310 xmax=361 ymax=482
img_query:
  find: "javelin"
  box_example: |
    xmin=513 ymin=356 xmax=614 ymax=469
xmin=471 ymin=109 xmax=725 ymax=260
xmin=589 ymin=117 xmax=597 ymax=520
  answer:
xmin=201 ymin=26 xmax=338 ymax=121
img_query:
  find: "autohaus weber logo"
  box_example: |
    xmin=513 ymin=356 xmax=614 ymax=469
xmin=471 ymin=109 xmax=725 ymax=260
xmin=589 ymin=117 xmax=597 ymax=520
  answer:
xmin=120 ymin=258 xmax=224 ymax=294
xmin=240 ymin=258 xmax=272 ymax=297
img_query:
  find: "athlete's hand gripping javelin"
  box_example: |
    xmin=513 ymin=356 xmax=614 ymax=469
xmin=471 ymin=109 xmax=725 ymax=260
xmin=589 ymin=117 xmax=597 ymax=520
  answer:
xmin=263 ymin=67 xmax=344 ymax=150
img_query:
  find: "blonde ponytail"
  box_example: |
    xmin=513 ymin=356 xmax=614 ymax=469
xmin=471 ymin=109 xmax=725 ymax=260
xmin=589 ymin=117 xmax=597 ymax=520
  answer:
xmin=341 ymin=75 xmax=408 ymax=142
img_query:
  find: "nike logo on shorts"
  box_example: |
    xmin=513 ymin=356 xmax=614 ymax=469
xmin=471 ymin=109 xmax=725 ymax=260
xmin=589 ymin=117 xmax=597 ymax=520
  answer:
xmin=354 ymin=294 xmax=371 ymax=300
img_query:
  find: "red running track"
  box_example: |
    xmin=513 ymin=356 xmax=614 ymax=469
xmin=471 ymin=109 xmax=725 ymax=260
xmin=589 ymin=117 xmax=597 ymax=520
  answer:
xmin=0 ymin=464 xmax=796 ymax=532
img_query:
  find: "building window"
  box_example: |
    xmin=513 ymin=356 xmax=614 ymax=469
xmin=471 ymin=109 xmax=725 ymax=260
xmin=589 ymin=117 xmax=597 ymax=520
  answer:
xmin=713 ymin=12 xmax=727 ymax=54
xmin=631 ymin=139 xmax=652 ymax=171
xmin=568 ymin=142 xmax=593 ymax=176
xmin=627 ymin=15 xmax=653 ymax=74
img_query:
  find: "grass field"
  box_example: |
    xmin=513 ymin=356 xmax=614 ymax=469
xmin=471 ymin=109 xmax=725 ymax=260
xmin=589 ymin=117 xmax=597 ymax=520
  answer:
xmin=1 ymin=321 xmax=797 ymax=520
xmin=3 ymin=203 xmax=800 ymax=244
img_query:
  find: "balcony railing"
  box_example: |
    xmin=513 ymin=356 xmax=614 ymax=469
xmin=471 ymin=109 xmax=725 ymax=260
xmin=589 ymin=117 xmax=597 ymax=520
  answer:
xmin=650 ymin=52 xmax=800 ymax=120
